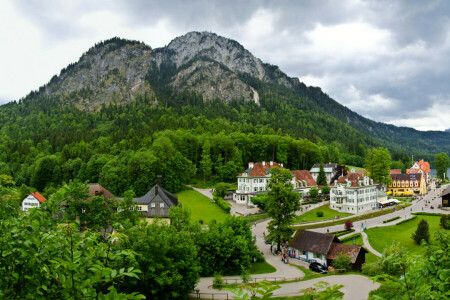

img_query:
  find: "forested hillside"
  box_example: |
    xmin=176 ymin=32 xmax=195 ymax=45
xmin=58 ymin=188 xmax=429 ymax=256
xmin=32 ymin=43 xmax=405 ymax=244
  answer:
xmin=0 ymin=31 xmax=448 ymax=196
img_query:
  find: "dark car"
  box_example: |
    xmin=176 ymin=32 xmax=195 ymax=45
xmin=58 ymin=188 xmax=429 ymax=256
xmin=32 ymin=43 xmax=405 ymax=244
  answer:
xmin=309 ymin=262 xmax=328 ymax=274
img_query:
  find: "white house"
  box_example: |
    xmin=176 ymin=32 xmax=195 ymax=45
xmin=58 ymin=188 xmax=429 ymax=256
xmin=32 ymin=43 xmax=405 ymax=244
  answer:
xmin=329 ymin=170 xmax=378 ymax=213
xmin=22 ymin=192 xmax=46 ymax=211
xmin=310 ymin=163 xmax=339 ymax=185
xmin=233 ymin=161 xmax=284 ymax=206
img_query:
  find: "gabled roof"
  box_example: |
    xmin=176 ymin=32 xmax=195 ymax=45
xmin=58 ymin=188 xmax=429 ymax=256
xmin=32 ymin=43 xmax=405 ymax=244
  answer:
xmin=312 ymin=163 xmax=338 ymax=169
xmin=240 ymin=162 xmax=284 ymax=177
xmin=289 ymin=230 xmax=339 ymax=255
xmin=31 ymin=192 xmax=46 ymax=203
xmin=326 ymin=243 xmax=367 ymax=264
xmin=88 ymin=183 xmax=116 ymax=200
xmin=336 ymin=172 xmax=364 ymax=184
xmin=418 ymin=160 xmax=431 ymax=173
xmin=391 ymin=173 xmax=422 ymax=185
xmin=291 ymin=170 xmax=317 ymax=187
xmin=390 ymin=169 xmax=402 ymax=174
xmin=132 ymin=184 xmax=178 ymax=207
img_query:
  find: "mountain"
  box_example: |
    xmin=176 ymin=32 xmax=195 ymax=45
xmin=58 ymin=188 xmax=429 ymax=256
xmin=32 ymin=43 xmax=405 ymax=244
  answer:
xmin=18 ymin=31 xmax=448 ymax=156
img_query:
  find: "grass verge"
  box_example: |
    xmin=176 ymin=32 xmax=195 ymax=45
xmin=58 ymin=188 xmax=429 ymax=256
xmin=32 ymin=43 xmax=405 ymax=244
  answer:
xmin=248 ymin=260 xmax=277 ymax=275
xmin=294 ymin=204 xmax=353 ymax=223
xmin=293 ymin=204 xmax=412 ymax=230
xmin=176 ymin=189 xmax=230 ymax=223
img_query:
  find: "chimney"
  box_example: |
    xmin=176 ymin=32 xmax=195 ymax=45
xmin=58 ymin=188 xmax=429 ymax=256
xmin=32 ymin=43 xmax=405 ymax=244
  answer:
xmin=270 ymin=161 xmax=273 ymax=166
xmin=157 ymin=175 xmax=162 ymax=185
xmin=262 ymin=161 xmax=265 ymax=166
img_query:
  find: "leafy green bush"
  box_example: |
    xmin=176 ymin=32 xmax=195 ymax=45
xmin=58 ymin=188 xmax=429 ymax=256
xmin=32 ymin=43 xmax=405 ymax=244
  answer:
xmin=411 ymin=219 xmax=430 ymax=244
xmin=251 ymin=193 xmax=268 ymax=211
xmin=440 ymin=215 xmax=450 ymax=229
xmin=362 ymin=262 xmax=381 ymax=276
xmin=213 ymin=274 xmax=223 ymax=288
xmin=332 ymin=253 xmax=351 ymax=271
xmin=368 ymin=281 xmax=403 ymax=300
xmin=215 ymin=197 xmax=231 ymax=213
xmin=339 ymin=233 xmax=360 ymax=243
xmin=316 ymin=211 xmax=324 ymax=217
xmin=215 ymin=182 xmax=230 ymax=198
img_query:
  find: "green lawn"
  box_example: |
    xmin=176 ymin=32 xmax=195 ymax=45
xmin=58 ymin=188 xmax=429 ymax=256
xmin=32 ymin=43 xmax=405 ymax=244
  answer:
xmin=176 ymin=189 xmax=230 ymax=223
xmin=365 ymin=215 xmax=446 ymax=254
xmin=248 ymin=260 xmax=276 ymax=274
xmin=346 ymin=165 xmax=367 ymax=172
xmin=294 ymin=204 xmax=353 ymax=223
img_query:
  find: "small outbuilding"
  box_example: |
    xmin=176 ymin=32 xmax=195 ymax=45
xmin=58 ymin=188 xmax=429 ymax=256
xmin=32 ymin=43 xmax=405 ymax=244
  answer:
xmin=287 ymin=230 xmax=366 ymax=270
xmin=441 ymin=185 xmax=450 ymax=208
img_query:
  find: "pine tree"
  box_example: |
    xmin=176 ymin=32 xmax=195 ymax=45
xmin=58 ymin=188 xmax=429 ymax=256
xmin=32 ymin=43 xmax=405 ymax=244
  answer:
xmin=317 ymin=164 xmax=327 ymax=186
xmin=412 ymin=219 xmax=430 ymax=244
xmin=200 ymin=141 xmax=212 ymax=183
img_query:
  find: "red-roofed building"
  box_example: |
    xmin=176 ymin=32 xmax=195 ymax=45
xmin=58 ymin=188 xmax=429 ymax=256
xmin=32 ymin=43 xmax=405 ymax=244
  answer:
xmin=390 ymin=169 xmax=402 ymax=175
xmin=22 ymin=192 xmax=47 ymax=212
xmin=291 ymin=170 xmax=317 ymax=196
xmin=407 ymin=159 xmax=431 ymax=184
xmin=330 ymin=169 xmax=378 ymax=213
xmin=234 ymin=161 xmax=285 ymax=205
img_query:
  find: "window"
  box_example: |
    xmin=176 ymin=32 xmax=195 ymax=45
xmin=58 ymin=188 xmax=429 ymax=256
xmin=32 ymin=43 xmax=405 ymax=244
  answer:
xmin=151 ymin=203 xmax=156 ymax=208
xmin=259 ymin=179 xmax=263 ymax=183
xmin=254 ymin=187 xmax=258 ymax=192
xmin=160 ymin=203 xmax=164 ymax=208
xmin=254 ymin=179 xmax=257 ymax=183
xmin=138 ymin=206 xmax=142 ymax=211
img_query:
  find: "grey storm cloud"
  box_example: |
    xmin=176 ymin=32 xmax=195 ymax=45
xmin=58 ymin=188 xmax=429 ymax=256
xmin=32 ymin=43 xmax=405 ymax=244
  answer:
xmin=3 ymin=0 xmax=450 ymax=130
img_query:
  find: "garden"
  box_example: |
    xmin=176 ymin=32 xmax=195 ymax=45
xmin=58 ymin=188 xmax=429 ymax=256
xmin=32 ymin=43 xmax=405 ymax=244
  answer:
xmin=176 ymin=189 xmax=230 ymax=223
xmin=293 ymin=204 xmax=353 ymax=224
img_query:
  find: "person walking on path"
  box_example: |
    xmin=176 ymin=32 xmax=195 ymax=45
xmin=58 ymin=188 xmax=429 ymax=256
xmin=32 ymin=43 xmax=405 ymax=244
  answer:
xmin=327 ymin=228 xmax=329 ymax=233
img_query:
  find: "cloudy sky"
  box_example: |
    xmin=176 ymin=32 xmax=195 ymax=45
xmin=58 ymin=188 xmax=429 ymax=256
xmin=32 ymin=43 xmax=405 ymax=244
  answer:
xmin=1 ymin=0 xmax=450 ymax=131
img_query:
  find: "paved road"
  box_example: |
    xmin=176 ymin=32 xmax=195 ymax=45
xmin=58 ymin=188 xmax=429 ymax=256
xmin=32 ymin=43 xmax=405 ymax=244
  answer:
xmin=195 ymin=219 xmax=379 ymax=299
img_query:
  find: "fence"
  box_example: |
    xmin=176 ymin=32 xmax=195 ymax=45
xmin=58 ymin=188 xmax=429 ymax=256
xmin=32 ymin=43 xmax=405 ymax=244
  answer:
xmin=218 ymin=276 xmax=302 ymax=285
xmin=189 ymin=292 xmax=229 ymax=299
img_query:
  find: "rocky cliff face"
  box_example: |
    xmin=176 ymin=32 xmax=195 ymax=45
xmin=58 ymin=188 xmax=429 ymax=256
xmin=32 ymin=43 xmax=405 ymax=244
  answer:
xmin=34 ymin=32 xmax=299 ymax=109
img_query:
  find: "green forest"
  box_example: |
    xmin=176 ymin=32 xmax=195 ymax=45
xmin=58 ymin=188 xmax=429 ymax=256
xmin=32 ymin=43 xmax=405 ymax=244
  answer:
xmin=0 ymin=42 xmax=444 ymax=197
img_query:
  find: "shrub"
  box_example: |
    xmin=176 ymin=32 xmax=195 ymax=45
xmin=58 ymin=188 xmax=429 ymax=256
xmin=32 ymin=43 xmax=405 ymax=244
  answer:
xmin=395 ymin=216 xmax=416 ymax=225
xmin=213 ymin=274 xmax=223 ymax=288
xmin=440 ymin=214 xmax=450 ymax=229
xmin=339 ymin=233 xmax=360 ymax=243
xmin=216 ymin=197 xmax=231 ymax=213
xmin=309 ymin=187 xmax=319 ymax=198
xmin=332 ymin=253 xmax=351 ymax=271
xmin=362 ymin=262 xmax=381 ymax=276
xmin=411 ymin=219 xmax=430 ymax=244
xmin=383 ymin=216 xmax=401 ymax=224
xmin=321 ymin=185 xmax=330 ymax=195
xmin=215 ymin=182 xmax=230 ymax=198
xmin=316 ymin=211 xmax=324 ymax=217
xmin=251 ymin=193 xmax=268 ymax=211
xmin=240 ymin=270 xmax=251 ymax=283
xmin=344 ymin=220 xmax=353 ymax=231
xmin=369 ymin=281 xmax=404 ymax=299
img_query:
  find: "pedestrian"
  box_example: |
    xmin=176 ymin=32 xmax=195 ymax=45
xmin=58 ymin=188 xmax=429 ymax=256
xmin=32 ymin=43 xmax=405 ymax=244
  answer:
xmin=270 ymin=245 xmax=273 ymax=252
xmin=254 ymin=222 xmax=256 ymax=227
xmin=422 ymin=206 xmax=424 ymax=211
xmin=263 ymin=231 xmax=265 ymax=238
xmin=327 ymin=228 xmax=329 ymax=233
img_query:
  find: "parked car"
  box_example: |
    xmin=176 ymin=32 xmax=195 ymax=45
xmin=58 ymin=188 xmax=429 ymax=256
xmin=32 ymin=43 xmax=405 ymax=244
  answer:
xmin=309 ymin=262 xmax=328 ymax=274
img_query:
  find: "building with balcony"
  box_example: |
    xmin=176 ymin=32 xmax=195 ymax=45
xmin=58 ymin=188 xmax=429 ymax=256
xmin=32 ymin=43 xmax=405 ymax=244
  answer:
xmin=329 ymin=170 xmax=378 ymax=213
xmin=233 ymin=161 xmax=284 ymax=206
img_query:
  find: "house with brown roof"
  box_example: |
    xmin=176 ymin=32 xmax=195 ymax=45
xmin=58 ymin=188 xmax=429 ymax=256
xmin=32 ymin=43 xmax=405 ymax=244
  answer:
xmin=22 ymin=192 xmax=46 ymax=211
xmin=88 ymin=183 xmax=117 ymax=200
xmin=390 ymin=169 xmax=402 ymax=175
xmin=407 ymin=159 xmax=431 ymax=184
xmin=290 ymin=170 xmax=317 ymax=197
xmin=329 ymin=169 xmax=378 ymax=213
xmin=287 ymin=230 xmax=367 ymax=270
xmin=233 ymin=161 xmax=284 ymax=206
xmin=388 ymin=173 xmax=426 ymax=196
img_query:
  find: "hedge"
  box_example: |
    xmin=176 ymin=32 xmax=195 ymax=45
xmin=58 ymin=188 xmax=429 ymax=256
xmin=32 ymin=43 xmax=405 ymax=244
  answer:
xmin=293 ymin=204 xmax=412 ymax=230
xmin=339 ymin=233 xmax=361 ymax=244
xmin=395 ymin=216 xmax=417 ymax=225
xmin=412 ymin=212 xmax=445 ymax=217
xmin=329 ymin=229 xmax=355 ymax=237
xmin=383 ymin=216 xmax=401 ymax=224
xmin=215 ymin=196 xmax=231 ymax=213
